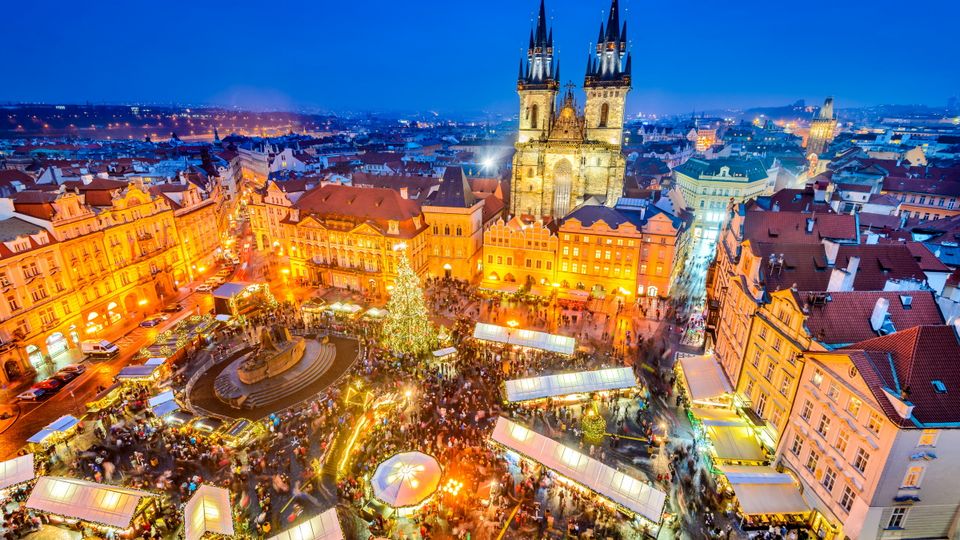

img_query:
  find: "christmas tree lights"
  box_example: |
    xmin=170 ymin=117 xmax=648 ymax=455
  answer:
xmin=381 ymin=245 xmax=437 ymax=356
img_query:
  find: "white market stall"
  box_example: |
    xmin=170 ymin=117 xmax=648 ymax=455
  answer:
xmin=718 ymin=465 xmax=809 ymax=516
xmin=490 ymin=417 xmax=666 ymax=525
xmin=0 ymin=454 xmax=34 ymax=490
xmin=690 ymin=408 xmax=766 ymax=464
xmin=148 ymin=390 xmax=180 ymax=418
xmin=473 ymin=323 xmax=576 ymax=355
xmin=184 ymin=484 xmax=234 ymax=540
xmin=371 ymin=452 xmax=442 ymax=512
xmin=268 ymin=507 xmax=344 ymax=540
xmin=505 ymin=367 xmax=637 ymax=403
xmin=27 ymin=415 xmax=80 ymax=446
xmin=676 ymin=354 xmax=733 ymax=406
xmin=432 ymin=347 xmax=457 ymax=359
xmin=27 ymin=476 xmax=155 ymax=530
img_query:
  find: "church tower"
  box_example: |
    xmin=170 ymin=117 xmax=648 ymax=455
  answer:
xmin=517 ymin=0 xmax=559 ymax=144
xmin=806 ymin=96 xmax=837 ymax=157
xmin=584 ymin=0 xmax=631 ymax=147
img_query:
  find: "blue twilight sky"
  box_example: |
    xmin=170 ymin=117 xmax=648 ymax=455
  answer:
xmin=4 ymin=0 xmax=959 ymax=116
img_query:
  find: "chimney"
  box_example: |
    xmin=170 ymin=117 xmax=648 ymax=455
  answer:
xmin=822 ymin=240 xmax=840 ymax=266
xmin=399 ymin=187 xmax=409 ymax=200
xmin=870 ymin=297 xmax=890 ymax=332
xmin=827 ymin=256 xmax=860 ymax=292
xmin=806 ymin=217 xmax=816 ymax=233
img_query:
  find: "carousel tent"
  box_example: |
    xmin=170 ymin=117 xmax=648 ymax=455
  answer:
xmin=505 ymin=367 xmax=636 ymax=402
xmin=491 ymin=417 xmax=666 ymax=524
xmin=148 ymin=390 xmax=180 ymax=418
xmin=677 ymin=354 xmax=732 ymax=403
xmin=185 ymin=484 xmax=234 ymax=540
xmin=0 ymin=454 xmax=34 ymax=490
xmin=27 ymin=477 xmax=153 ymax=529
xmin=268 ymin=507 xmax=344 ymax=540
xmin=473 ymin=323 xmax=576 ymax=355
xmin=27 ymin=415 xmax=80 ymax=445
xmin=371 ymin=452 xmax=442 ymax=509
xmin=719 ymin=465 xmax=809 ymax=515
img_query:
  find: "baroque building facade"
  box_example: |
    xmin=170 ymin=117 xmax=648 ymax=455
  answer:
xmin=510 ymin=0 xmax=631 ymax=219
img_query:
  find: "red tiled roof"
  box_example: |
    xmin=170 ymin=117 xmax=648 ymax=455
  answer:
xmin=904 ymin=242 xmax=951 ymax=272
xmin=799 ymin=290 xmax=943 ymax=346
xmin=882 ymin=177 xmax=960 ymax=197
xmin=10 ymin=190 xmax=59 ymax=219
xmin=842 ymin=325 xmax=960 ymax=427
xmin=743 ymin=212 xmax=857 ymax=244
xmin=293 ymin=185 xmax=426 ymax=238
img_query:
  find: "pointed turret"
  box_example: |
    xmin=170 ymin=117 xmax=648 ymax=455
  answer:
xmin=819 ymin=97 xmax=835 ymax=120
xmin=519 ymin=0 xmax=558 ymax=89
xmin=584 ymin=0 xmax=630 ymax=87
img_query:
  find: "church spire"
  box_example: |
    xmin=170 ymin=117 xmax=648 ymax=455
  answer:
xmin=519 ymin=0 xmax=558 ymax=89
xmin=585 ymin=0 xmax=630 ymax=87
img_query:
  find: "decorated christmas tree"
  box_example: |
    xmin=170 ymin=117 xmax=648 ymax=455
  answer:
xmin=382 ymin=245 xmax=437 ymax=356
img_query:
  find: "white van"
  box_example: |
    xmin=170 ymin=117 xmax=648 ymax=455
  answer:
xmin=81 ymin=340 xmax=120 ymax=359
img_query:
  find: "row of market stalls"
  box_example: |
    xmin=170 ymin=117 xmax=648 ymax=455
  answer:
xmin=0 ymin=455 xmax=346 ymax=540
xmin=504 ymin=367 xmax=637 ymax=403
xmin=490 ymin=417 xmax=667 ymax=528
xmin=473 ymin=322 xmax=576 ymax=356
xmin=675 ymin=353 xmax=810 ymax=529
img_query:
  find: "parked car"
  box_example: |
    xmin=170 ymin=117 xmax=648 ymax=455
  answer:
xmin=17 ymin=388 xmax=48 ymax=401
xmin=51 ymin=371 xmax=79 ymax=383
xmin=162 ymin=303 xmax=184 ymax=313
xmin=195 ymin=284 xmax=213 ymax=293
xmin=34 ymin=379 xmax=63 ymax=393
xmin=81 ymin=340 xmax=120 ymax=359
xmin=58 ymin=363 xmax=86 ymax=374
xmin=140 ymin=314 xmax=169 ymax=327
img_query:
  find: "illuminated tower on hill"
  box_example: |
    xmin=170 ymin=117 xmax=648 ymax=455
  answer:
xmin=806 ymin=96 xmax=837 ymax=157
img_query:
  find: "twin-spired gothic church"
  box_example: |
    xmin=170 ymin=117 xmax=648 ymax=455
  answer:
xmin=511 ymin=0 xmax=632 ymax=219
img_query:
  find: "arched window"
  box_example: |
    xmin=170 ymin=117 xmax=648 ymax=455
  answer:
xmin=599 ymin=102 xmax=609 ymax=128
xmin=433 ymin=225 xmax=438 ymax=234
xmin=456 ymin=227 xmax=462 ymax=236
xmin=444 ymin=225 xmax=450 ymax=235
xmin=531 ymin=104 xmax=539 ymax=129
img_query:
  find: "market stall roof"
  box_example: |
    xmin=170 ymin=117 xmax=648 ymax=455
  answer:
xmin=27 ymin=415 xmax=80 ymax=444
xmin=326 ymin=302 xmax=363 ymax=314
xmin=473 ymin=323 xmax=576 ymax=355
xmin=268 ymin=507 xmax=344 ymax=540
xmin=144 ymin=357 xmax=167 ymax=367
xmin=718 ymin=465 xmax=809 ymax=515
xmin=689 ymin=407 xmax=744 ymax=426
xmin=148 ymin=391 xmax=180 ymax=418
xmin=27 ymin=476 xmax=154 ymax=529
xmin=432 ymin=347 xmax=457 ymax=358
xmin=185 ymin=484 xmax=234 ymax=540
xmin=677 ymin=354 xmax=732 ymax=402
xmin=704 ymin=425 xmax=765 ymax=462
xmin=478 ymin=281 xmax=520 ymax=294
xmin=116 ymin=364 xmax=161 ymax=380
xmin=364 ymin=307 xmax=388 ymax=318
xmin=0 ymin=454 xmax=34 ymax=490
xmin=371 ymin=452 xmax=442 ymax=509
xmin=215 ymin=314 xmax=233 ymax=322
xmin=557 ymin=289 xmax=590 ymax=302
xmin=505 ymin=367 xmax=636 ymax=402
xmin=212 ymin=281 xmax=255 ymax=299
xmin=491 ymin=417 xmax=666 ymax=524
xmin=528 ymin=285 xmax=552 ymax=297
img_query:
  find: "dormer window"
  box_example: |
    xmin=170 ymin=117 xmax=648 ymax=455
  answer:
xmin=388 ymin=220 xmax=399 ymax=234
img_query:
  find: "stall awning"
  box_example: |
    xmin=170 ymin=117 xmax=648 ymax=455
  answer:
xmin=478 ymin=281 xmax=520 ymax=294
xmin=185 ymin=484 xmax=233 ymax=540
xmin=144 ymin=357 xmax=167 ymax=367
xmin=326 ymin=302 xmax=363 ymax=314
xmin=432 ymin=347 xmax=457 ymax=358
xmin=528 ymin=285 xmax=552 ymax=297
xmin=363 ymin=307 xmax=388 ymax=319
xmin=719 ymin=466 xmax=809 ymax=515
xmin=148 ymin=391 xmax=180 ymax=418
xmin=678 ymin=354 xmax=732 ymax=403
xmin=473 ymin=323 xmax=576 ymax=355
xmin=0 ymin=454 xmax=34 ymax=490
xmin=491 ymin=417 xmax=666 ymax=524
xmin=268 ymin=507 xmax=343 ymax=540
xmin=505 ymin=367 xmax=636 ymax=403
xmin=557 ymin=290 xmax=590 ymax=302
xmin=705 ymin=425 xmax=765 ymax=462
xmin=212 ymin=281 xmax=255 ymax=300
xmin=215 ymin=314 xmax=233 ymax=322
xmin=116 ymin=364 xmax=161 ymax=380
xmin=690 ymin=407 xmax=743 ymax=427
xmin=28 ymin=415 xmax=79 ymax=444
xmin=27 ymin=477 xmax=153 ymax=529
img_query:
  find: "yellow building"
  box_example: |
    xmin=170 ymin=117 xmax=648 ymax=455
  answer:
xmin=481 ymin=215 xmax=558 ymax=290
xmin=422 ymin=167 xmax=484 ymax=281
xmin=281 ymin=184 xmax=430 ymax=297
xmin=152 ymin=182 xmax=221 ymax=282
xmin=673 ymin=157 xmax=771 ymax=243
xmin=511 ymin=0 xmax=631 ymax=218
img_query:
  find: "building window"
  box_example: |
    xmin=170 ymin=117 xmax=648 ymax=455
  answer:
xmin=822 ymin=467 xmax=837 ymax=492
xmin=839 ymin=485 xmax=855 ymax=513
xmin=790 ymin=434 xmax=804 ymax=456
xmin=902 ymin=466 xmax=924 ymax=488
xmin=800 ymin=400 xmax=813 ymax=421
xmin=763 ymin=361 xmax=775 ymax=381
xmin=816 ymin=414 xmax=831 ymax=438
xmin=811 ymin=369 xmax=823 ymax=387
xmin=835 ymin=430 xmax=849 ymax=454
xmin=756 ymin=393 xmax=767 ymax=416
xmin=854 ymin=448 xmax=870 ymax=473
xmin=779 ymin=375 xmax=792 ymax=397
xmin=751 ymin=350 xmax=761 ymax=368
xmin=918 ymin=429 xmax=938 ymax=447
xmin=867 ymin=411 xmax=883 ymax=434
xmin=827 ymin=383 xmax=840 ymax=401
xmin=805 ymin=450 xmax=819 ymax=473
xmin=887 ymin=508 xmax=908 ymax=530
xmin=758 ymin=326 xmax=768 ymax=340
xmin=847 ymin=397 xmax=862 ymax=419
xmin=771 ymin=336 xmax=782 ymax=352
